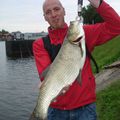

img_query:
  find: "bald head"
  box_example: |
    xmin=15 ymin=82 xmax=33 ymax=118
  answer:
xmin=43 ymin=0 xmax=63 ymax=13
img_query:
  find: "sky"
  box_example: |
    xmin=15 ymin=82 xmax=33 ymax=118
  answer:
xmin=0 ymin=0 xmax=120 ymax=33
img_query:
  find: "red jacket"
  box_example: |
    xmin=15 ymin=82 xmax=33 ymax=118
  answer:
xmin=33 ymin=1 xmax=120 ymax=110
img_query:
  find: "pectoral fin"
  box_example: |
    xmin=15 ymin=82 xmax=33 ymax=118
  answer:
xmin=76 ymin=69 xmax=82 ymax=86
xmin=79 ymin=42 xmax=83 ymax=57
xmin=40 ymin=65 xmax=50 ymax=79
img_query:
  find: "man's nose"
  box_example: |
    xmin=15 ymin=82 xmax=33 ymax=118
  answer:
xmin=51 ymin=11 xmax=57 ymax=17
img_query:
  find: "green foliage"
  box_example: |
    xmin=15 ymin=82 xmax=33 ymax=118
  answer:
xmin=96 ymin=80 xmax=120 ymax=120
xmin=82 ymin=4 xmax=103 ymax=24
xmin=91 ymin=36 xmax=120 ymax=73
xmin=0 ymin=29 xmax=9 ymax=34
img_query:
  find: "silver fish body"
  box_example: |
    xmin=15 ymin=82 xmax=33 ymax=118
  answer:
xmin=30 ymin=20 xmax=86 ymax=120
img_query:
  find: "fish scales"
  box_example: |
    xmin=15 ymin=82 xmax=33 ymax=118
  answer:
xmin=30 ymin=20 xmax=86 ymax=120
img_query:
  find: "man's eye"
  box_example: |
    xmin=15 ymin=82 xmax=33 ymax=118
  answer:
xmin=45 ymin=10 xmax=51 ymax=15
xmin=54 ymin=8 xmax=60 ymax=11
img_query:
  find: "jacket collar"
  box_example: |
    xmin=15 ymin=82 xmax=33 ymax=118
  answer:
xmin=48 ymin=23 xmax=68 ymax=45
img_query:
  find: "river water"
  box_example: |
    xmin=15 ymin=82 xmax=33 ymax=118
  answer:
xmin=0 ymin=41 xmax=39 ymax=120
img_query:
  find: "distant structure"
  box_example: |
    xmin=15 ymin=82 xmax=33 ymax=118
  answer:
xmin=5 ymin=31 xmax=47 ymax=58
xmin=11 ymin=31 xmax=47 ymax=40
xmin=1 ymin=31 xmax=47 ymax=41
xmin=0 ymin=33 xmax=13 ymax=41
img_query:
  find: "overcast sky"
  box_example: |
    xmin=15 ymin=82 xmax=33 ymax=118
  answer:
xmin=0 ymin=0 xmax=120 ymax=33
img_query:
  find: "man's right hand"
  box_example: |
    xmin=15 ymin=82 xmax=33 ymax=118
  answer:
xmin=88 ymin=0 xmax=102 ymax=8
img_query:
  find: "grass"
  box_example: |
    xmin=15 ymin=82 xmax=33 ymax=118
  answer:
xmin=91 ymin=35 xmax=120 ymax=72
xmin=91 ymin=35 xmax=120 ymax=119
xmin=96 ymin=80 xmax=120 ymax=120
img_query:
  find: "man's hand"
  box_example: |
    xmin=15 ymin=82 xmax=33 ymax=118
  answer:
xmin=88 ymin=0 xmax=102 ymax=8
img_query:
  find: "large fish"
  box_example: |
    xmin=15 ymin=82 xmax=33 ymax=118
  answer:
xmin=30 ymin=20 xmax=86 ymax=120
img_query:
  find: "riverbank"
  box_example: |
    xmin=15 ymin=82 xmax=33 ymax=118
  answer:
xmin=95 ymin=60 xmax=120 ymax=120
xmin=95 ymin=60 xmax=120 ymax=91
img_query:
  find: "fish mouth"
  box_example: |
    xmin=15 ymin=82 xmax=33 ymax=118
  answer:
xmin=71 ymin=36 xmax=83 ymax=44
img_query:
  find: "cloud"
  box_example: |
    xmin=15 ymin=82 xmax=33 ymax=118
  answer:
xmin=0 ymin=0 xmax=119 ymax=33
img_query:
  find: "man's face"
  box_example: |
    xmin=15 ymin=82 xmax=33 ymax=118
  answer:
xmin=43 ymin=0 xmax=65 ymax=29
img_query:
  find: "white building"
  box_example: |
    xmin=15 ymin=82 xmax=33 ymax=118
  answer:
xmin=24 ymin=32 xmax=47 ymax=40
xmin=11 ymin=31 xmax=47 ymax=40
xmin=11 ymin=31 xmax=22 ymax=40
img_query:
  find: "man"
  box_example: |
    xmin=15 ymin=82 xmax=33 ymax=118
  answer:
xmin=33 ymin=0 xmax=120 ymax=119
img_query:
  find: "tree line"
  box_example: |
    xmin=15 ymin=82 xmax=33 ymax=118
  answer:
xmin=0 ymin=29 xmax=9 ymax=34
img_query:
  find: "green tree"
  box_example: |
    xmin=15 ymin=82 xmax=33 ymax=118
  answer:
xmin=1 ymin=29 xmax=9 ymax=34
xmin=81 ymin=4 xmax=103 ymax=24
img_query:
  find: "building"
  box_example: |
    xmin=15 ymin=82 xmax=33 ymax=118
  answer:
xmin=11 ymin=31 xmax=47 ymax=40
xmin=11 ymin=31 xmax=25 ymax=40
xmin=0 ymin=33 xmax=14 ymax=41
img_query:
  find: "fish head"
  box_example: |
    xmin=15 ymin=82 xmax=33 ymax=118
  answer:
xmin=67 ymin=20 xmax=84 ymax=45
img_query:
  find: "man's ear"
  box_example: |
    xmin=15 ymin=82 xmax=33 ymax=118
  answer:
xmin=63 ymin=7 xmax=66 ymax=16
xmin=43 ymin=14 xmax=47 ymax=21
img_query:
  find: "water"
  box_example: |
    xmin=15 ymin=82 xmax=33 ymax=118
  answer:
xmin=0 ymin=41 xmax=39 ymax=120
